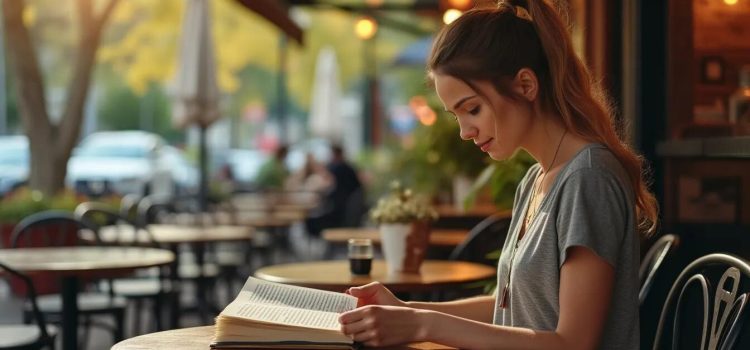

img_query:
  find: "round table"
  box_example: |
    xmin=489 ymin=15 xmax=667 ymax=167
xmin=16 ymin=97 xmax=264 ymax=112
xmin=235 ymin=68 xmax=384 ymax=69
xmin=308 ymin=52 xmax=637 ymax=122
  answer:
xmin=323 ymin=228 xmax=470 ymax=248
xmin=0 ymin=247 xmax=174 ymax=350
xmin=111 ymin=325 xmax=455 ymax=349
xmin=254 ymin=260 xmax=496 ymax=293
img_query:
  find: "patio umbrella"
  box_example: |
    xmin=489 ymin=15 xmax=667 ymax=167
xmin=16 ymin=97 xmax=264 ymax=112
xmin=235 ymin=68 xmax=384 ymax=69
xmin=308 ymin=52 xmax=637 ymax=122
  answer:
xmin=308 ymin=46 xmax=342 ymax=140
xmin=172 ymin=0 xmax=219 ymax=210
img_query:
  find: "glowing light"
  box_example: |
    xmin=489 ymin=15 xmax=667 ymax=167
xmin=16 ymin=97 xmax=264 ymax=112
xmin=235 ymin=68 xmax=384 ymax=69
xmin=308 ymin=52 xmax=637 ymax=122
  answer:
xmin=725 ymin=0 xmax=738 ymax=5
xmin=448 ymin=0 xmax=472 ymax=9
xmin=355 ymin=17 xmax=378 ymax=40
xmin=443 ymin=9 xmax=463 ymax=25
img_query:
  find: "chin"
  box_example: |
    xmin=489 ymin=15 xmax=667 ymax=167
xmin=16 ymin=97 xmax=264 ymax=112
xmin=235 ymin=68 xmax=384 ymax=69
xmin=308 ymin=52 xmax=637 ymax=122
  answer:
xmin=487 ymin=150 xmax=510 ymax=161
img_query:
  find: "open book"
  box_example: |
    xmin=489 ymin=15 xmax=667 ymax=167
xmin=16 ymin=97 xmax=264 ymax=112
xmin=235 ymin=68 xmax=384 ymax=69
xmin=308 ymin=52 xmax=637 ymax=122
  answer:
xmin=212 ymin=277 xmax=358 ymax=349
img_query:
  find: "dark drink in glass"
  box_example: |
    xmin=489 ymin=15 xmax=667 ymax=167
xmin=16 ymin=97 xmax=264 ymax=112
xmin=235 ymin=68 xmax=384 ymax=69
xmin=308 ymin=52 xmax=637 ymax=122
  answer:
xmin=348 ymin=238 xmax=373 ymax=275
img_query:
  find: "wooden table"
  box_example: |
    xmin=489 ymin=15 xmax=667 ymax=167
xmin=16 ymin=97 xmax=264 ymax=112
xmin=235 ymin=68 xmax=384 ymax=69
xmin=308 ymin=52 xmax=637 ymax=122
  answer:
xmin=254 ymin=260 xmax=496 ymax=293
xmin=323 ymin=228 xmax=470 ymax=248
xmin=0 ymin=247 xmax=174 ymax=350
xmin=111 ymin=325 xmax=455 ymax=349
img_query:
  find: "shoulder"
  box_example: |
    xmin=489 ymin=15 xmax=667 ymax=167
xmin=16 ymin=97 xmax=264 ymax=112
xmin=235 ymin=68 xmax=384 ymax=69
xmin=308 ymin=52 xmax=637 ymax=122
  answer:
xmin=559 ymin=145 xmax=630 ymax=192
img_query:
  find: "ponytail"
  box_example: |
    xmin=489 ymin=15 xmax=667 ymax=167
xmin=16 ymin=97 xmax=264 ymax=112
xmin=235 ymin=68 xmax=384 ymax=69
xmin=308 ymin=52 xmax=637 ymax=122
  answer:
xmin=429 ymin=0 xmax=659 ymax=235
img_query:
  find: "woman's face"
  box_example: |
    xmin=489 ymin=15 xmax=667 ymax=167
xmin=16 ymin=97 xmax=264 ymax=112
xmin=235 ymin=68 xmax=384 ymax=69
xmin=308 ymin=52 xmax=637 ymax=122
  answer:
xmin=433 ymin=74 xmax=532 ymax=161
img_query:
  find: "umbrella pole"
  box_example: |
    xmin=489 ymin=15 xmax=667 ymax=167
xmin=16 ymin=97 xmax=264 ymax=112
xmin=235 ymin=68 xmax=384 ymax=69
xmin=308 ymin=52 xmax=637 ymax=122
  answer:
xmin=199 ymin=124 xmax=209 ymax=212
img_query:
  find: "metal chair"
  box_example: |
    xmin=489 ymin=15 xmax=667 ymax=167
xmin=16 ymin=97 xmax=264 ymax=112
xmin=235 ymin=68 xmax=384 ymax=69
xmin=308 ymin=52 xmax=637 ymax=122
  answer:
xmin=449 ymin=214 xmax=511 ymax=266
xmin=9 ymin=210 xmax=126 ymax=349
xmin=0 ymin=261 xmax=57 ymax=350
xmin=639 ymin=233 xmax=681 ymax=350
xmin=74 ymin=202 xmax=173 ymax=334
xmin=652 ymin=253 xmax=750 ymax=350
xmin=640 ymin=234 xmax=681 ymax=304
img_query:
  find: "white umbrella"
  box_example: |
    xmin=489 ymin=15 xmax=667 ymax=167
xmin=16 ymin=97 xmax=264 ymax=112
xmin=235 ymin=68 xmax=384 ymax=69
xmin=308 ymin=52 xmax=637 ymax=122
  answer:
xmin=172 ymin=0 xmax=219 ymax=209
xmin=308 ymin=46 xmax=342 ymax=140
xmin=172 ymin=0 xmax=220 ymax=129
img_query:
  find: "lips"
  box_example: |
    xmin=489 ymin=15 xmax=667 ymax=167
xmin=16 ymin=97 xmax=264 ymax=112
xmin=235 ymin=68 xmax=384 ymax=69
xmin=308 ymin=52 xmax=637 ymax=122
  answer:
xmin=477 ymin=138 xmax=493 ymax=152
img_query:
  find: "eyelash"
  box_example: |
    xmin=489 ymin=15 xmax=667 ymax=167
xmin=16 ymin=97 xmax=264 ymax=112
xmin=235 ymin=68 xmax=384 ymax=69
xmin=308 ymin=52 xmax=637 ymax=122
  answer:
xmin=468 ymin=106 xmax=480 ymax=116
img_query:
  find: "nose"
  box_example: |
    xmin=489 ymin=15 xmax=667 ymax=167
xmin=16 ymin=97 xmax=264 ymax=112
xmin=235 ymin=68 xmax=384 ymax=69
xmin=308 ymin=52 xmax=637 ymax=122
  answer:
xmin=457 ymin=118 xmax=477 ymax=141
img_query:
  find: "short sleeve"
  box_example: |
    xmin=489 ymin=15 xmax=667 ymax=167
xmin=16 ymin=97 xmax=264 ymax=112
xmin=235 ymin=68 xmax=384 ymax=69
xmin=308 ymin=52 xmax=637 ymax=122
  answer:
xmin=554 ymin=168 xmax=631 ymax=268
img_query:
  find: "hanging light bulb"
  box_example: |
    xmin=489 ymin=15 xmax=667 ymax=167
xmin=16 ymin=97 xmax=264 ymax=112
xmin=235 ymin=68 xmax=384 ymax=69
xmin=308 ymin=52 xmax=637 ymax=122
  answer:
xmin=355 ymin=16 xmax=378 ymax=40
xmin=443 ymin=9 xmax=463 ymax=24
xmin=724 ymin=0 xmax=738 ymax=5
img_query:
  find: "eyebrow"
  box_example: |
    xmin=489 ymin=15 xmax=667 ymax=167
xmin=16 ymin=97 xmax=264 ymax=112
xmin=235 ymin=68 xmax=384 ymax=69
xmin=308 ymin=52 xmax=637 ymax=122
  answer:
xmin=446 ymin=95 xmax=477 ymax=113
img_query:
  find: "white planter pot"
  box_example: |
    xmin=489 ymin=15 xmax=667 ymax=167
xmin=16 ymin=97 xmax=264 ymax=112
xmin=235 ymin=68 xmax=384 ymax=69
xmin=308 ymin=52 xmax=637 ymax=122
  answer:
xmin=453 ymin=175 xmax=473 ymax=212
xmin=379 ymin=223 xmax=411 ymax=272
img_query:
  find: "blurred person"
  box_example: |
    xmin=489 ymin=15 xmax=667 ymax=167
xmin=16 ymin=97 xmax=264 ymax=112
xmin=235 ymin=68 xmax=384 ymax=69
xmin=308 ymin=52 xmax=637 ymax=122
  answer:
xmin=287 ymin=153 xmax=332 ymax=193
xmin=254 ymin=145 xmax=289 ymax=190
xmin=338 ymin=1 xmax=658 ymax=349
xmin=305 ymin=144 xmax=363 ymax=237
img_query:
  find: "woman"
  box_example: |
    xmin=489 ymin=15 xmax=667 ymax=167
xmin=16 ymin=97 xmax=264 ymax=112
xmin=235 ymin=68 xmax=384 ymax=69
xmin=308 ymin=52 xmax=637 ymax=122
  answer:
xmin=338 ymin=1 xmax=658 ymax=349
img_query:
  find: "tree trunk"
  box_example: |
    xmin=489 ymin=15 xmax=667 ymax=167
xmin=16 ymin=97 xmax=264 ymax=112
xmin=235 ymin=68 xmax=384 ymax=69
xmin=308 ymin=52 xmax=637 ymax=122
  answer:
xmin=2 ymin=0 xmax=119 ymax=197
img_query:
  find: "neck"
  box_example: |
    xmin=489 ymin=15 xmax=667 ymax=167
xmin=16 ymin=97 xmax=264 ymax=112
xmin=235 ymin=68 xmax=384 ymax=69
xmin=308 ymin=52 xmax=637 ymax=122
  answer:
xmin=523 ymin=116 xmax=568 ymax=173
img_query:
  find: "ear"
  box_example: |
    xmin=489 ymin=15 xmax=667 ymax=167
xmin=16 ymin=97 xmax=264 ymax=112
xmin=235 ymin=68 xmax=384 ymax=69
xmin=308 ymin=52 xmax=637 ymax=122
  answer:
xmin=512 ymin=68 xmax=539 ymax=102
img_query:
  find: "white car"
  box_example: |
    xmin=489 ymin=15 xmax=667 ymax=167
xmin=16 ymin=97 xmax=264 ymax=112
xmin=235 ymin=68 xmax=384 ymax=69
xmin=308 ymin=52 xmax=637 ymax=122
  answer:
xmin=0 ymin=135 xmax=29 ymax=196
xmin=67 ymin=131 xmax=175 ymax=196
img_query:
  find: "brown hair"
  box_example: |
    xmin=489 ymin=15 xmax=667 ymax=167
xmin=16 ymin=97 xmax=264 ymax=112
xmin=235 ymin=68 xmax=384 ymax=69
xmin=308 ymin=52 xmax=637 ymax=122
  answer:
xmin=428 ymin=0 xmax=658 ymax=235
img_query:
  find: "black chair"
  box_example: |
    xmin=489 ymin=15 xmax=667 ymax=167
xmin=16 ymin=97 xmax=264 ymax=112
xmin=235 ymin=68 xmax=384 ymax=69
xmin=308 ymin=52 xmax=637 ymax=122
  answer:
xmin=652 ymin=253 xmax=750 ymax=350
xmin=438 ymin=214 xmax=510 ymax=300
xmin=639 ymin=233 xmax=681 ymax=350
xmin=74 ymin=202 xmax=173 ymax=334
xmin=0 ymin=261 xmax=57 ymax=350
xmin=640 ymin=234 xmax=681 ymax=304
xmin=136 ymin=195 xmax=220 ymax=324
xmin=9 ymin=210 xmax=126 ymax=349
xmin=449 ymin=214 xmax=511 ymax=266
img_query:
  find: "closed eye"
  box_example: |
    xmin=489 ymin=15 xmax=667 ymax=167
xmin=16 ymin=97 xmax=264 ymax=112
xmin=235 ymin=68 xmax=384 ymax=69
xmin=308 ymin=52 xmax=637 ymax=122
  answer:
xmin=468 ymin=106 xmax=481 ymax=116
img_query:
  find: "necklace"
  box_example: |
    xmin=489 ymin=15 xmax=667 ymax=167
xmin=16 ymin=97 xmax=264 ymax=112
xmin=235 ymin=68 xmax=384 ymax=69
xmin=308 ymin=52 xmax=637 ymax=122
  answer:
xmin=523 ymin=129 xmax=567 ymax=230
xmin=499 ymin=129 xmax=567 ymax=309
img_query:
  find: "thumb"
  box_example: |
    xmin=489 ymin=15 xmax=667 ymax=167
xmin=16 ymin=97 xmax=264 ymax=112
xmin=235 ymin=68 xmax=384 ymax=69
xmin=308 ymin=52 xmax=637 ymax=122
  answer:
xmin=347 ymin=282 xmax=382 ymax=299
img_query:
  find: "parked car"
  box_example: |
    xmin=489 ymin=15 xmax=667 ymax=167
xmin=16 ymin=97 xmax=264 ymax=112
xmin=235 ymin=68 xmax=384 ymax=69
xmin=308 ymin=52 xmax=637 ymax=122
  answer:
xmin=0 ymin=135 xmax=29 ymax=196
xmin=162 ymin=145 xmax=200 ymax=195
xmin=66 ymin=131 xmax=175 ymax=197
xmin=223 ymin=149 xmax=270 ymax=191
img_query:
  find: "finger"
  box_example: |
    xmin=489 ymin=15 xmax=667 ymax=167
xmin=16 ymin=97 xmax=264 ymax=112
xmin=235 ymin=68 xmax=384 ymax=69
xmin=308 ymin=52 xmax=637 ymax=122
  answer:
xmin=340 ymin=318 xmax=371 ymax=336
xmin=347 ymin=282 xmax=381 ymax=298
xmin=338 ymin=309 xmax=365 ymax=325
xmin=352 ymin=329 xmax=378 ymax=343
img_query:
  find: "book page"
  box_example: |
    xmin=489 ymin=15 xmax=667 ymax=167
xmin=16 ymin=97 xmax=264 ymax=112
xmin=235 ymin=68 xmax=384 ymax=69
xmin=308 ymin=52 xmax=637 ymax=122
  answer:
xmin=222 ymin=300 xmax=344 ymax=331
xmin=239 ymin=277 xmax=357 ymax=314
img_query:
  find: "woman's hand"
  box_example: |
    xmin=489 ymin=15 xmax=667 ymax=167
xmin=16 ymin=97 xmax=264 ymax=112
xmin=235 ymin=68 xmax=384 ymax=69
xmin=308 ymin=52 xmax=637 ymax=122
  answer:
xmin=344 ymin=282 xmax=405 ymax=307
xmin=339 ymin=305 xmax=431 ymax=347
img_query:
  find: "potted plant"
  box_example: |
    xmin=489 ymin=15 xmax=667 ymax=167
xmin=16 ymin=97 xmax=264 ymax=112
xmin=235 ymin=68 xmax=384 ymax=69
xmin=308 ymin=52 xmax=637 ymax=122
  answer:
xmin=369 ymin=181 xmax=438 ymax=273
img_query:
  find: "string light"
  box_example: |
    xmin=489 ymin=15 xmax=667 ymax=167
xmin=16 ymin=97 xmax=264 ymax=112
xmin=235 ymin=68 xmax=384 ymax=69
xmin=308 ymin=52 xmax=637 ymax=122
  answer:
xmin=443 ymin=9 xmax=462 ymax=24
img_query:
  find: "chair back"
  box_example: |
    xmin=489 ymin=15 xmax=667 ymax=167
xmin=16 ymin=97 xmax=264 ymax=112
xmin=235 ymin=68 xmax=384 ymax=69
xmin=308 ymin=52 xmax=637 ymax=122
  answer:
xmin=653 ymin=253 xmax=750 ymax=350
xmin=136 ymin=194 xmax=177 ymax=227
xmin=119 ymin=193 xmax=142 ymax=221
xmin=75 ymin=202 xmax=157 ymax=248
xmin=640 ymin=233 xmax=681 ymax=304
xmin=9 ymin=210 xmax=97 ymax=248
xmin=449 ymin=214 xmax=511 ymax=266
xmin=0 ymin=261 xmax=54 ymax=347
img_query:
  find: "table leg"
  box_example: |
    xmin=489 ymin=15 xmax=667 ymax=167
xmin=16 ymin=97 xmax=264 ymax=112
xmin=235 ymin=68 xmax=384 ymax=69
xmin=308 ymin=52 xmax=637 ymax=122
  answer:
xmin=61 ymin=276 xmax=78 ymax=350
xmin=169 ymin=243 xmax=181 ymax=329
xmin=194 ymin=242 xmax=210 ymax=324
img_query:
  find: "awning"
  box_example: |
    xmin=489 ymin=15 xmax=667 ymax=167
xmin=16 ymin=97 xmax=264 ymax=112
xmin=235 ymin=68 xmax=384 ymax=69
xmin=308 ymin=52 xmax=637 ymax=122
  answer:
xmin=234 ymin=0 xmax=304 ymax=45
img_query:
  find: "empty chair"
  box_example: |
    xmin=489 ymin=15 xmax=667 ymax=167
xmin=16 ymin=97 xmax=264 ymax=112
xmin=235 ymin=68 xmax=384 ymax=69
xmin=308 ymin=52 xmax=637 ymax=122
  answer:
xmin=0 ymin=261 xmax=57 ymax=350
xmin=74 ymin=202 xmax=173 ymax=334
xmin=639 ymin=234 xmax=681 ymax=350
xmin=652 ymin=253 xmax=750 ymax=350
xmin=449 ymin=214 xmax=512 ymax=266
xmin=9 ymin=210 xmax=126 ymax=348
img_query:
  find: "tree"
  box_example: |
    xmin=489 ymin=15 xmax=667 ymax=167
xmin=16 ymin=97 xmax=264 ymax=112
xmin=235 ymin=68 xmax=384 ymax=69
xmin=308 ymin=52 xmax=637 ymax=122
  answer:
xmin=2 ymin=0 xmax=119 ymax=196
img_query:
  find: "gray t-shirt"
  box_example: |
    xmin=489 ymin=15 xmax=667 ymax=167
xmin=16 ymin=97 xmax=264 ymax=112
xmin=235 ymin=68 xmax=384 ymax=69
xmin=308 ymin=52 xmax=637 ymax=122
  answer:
xmin=493 ymin=143 xmax=639 ymax=349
